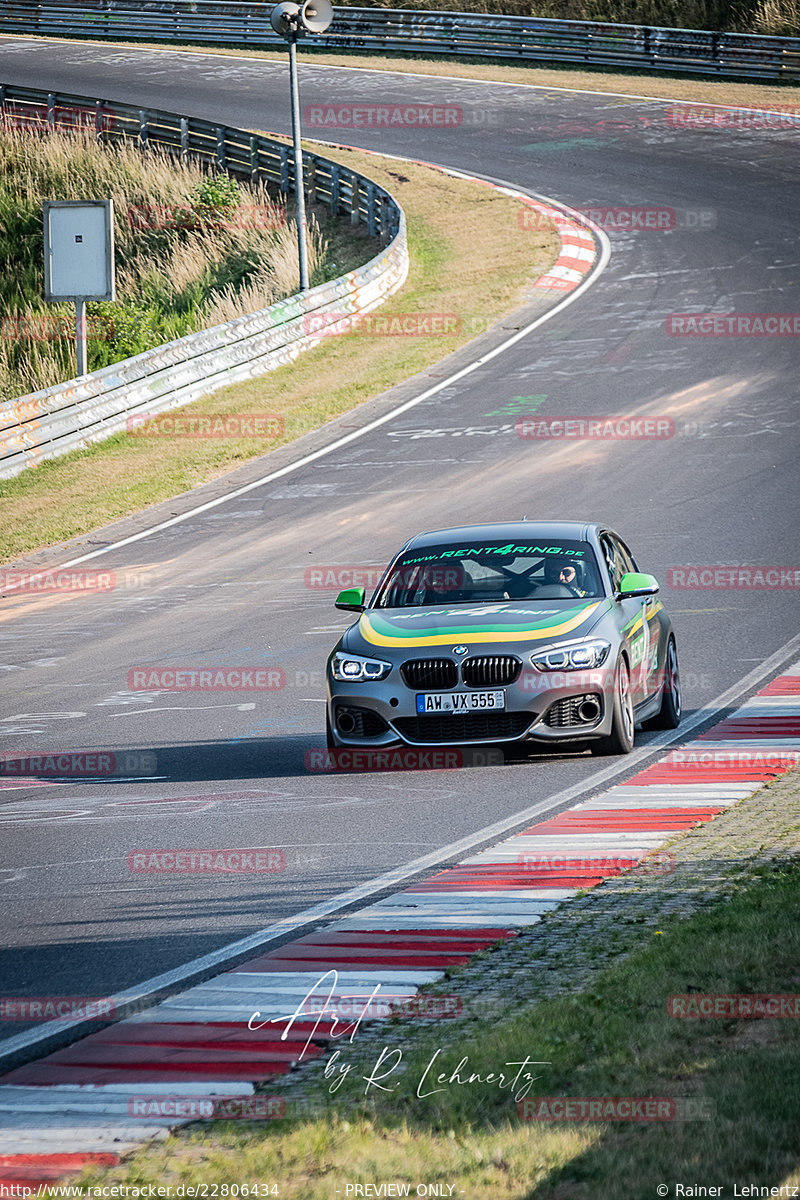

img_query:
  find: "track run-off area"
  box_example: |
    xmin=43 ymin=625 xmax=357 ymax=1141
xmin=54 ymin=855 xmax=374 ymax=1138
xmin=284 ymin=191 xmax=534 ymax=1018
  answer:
xmin=0 ymin=33 xmax=799 ymax=1171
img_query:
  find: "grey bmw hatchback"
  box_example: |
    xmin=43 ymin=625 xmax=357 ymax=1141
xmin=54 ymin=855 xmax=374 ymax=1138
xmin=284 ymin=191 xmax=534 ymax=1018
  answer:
xmin=326 ymin=521 xmax=680 ymax=756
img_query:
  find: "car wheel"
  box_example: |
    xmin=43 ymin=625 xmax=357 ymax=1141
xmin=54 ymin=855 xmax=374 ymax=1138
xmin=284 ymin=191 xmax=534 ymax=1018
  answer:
xmin=592 ymin=655 xmax=634 ymax=755
xmin=643 ymin=637 xmax=681 ymax=730
xmin=326 ymin=711 xmax=336 ymax=750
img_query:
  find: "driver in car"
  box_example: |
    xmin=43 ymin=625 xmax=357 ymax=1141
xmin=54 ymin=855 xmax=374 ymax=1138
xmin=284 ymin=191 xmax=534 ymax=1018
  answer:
xmin=543 ymin=556 xmax=589 ymax=597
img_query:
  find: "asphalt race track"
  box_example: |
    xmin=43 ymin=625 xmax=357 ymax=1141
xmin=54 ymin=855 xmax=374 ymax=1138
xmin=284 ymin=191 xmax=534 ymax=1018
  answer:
xmin=1 ymin=37 xmax=799 ymax=1047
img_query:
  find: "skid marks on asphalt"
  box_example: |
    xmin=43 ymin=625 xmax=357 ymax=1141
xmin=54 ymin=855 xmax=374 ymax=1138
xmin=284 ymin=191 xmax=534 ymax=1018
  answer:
xmin=0 ymin=780 xmax=452 ymax=825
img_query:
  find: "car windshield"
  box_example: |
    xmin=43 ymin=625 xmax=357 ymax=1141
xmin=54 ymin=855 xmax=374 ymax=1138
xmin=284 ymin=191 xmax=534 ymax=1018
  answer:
xmin=374 ymin=539 xmax=604 ymax=607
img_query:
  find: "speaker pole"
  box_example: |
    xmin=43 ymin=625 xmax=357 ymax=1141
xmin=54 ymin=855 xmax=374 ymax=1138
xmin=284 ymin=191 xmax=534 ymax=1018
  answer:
xmin=288 ymin=29 xmax=310 ymax=292
xmin=271 ymin=0 xmax=332 ymax=292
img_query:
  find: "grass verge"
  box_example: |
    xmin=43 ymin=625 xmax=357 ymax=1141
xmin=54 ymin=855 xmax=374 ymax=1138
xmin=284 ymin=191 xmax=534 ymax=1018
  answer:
xmin=0 ymin=146 xmax=558 ymax=563
xmin=75 ymin=777 xmax=800 ymax=1198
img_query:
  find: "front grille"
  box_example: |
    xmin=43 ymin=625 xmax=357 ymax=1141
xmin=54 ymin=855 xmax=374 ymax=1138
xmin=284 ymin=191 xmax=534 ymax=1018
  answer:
xmin=394 ymin=712 xmax=532 ymax=743
xmin=462 ymin=656 xmax=521 ymax=687
xmin=401 ymin=658 xmax=458 ymax=690
xmin=544 ymin=694 xmax=602 ymax=728
xmin=335 ymin=706 xmax=389 ymax=738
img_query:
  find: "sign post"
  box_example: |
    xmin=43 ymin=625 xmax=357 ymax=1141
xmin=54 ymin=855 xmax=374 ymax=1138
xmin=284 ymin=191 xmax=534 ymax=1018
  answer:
xmin=43 ymin=200 xmax=115 ymax=378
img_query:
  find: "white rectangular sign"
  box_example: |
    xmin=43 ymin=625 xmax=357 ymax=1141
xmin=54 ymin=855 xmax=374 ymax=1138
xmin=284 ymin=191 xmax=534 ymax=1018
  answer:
xmin=44 ymin=200 xmax=115 ymax=301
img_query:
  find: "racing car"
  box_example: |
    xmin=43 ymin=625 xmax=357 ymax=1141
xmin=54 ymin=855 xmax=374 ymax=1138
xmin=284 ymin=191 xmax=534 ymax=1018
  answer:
xmin=325 ymin=521 xmax=680 ymax=755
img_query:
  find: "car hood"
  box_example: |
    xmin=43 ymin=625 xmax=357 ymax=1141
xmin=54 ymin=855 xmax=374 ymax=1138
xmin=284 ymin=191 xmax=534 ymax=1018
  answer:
xmin=350 ymin=599 xmax=613 ymax=650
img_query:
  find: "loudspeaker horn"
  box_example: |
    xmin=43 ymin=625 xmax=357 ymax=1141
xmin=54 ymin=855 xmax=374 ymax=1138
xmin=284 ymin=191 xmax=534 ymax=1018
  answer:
xmin=270 ymin=1 xmax=300 ymax=37
xmin=300 ymin=0 xmax=333 ymax=32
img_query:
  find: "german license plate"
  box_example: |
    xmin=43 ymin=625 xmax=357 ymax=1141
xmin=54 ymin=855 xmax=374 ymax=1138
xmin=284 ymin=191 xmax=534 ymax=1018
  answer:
xmin=416 ymin=690 xmax=506 ymax=714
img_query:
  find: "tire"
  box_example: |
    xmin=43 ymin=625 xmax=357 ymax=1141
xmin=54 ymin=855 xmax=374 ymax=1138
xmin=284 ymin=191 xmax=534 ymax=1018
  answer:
xmin=326 ymin=710 xmax=336 ymax=750
xmin=591 ymin=655 xmax=635 ymax=756
xmin=643 ymin=637 xmax=681 ymax=730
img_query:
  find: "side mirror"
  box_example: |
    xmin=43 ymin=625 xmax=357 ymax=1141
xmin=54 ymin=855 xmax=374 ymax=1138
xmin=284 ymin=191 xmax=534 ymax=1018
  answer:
xmin=617 ymin=571 xmax=659 ymax=599
xmin=335 ymin=586 xmax=366 ymax=612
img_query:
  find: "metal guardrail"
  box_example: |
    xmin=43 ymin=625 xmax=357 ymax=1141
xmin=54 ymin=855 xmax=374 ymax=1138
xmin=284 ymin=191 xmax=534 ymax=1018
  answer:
xmin=0 ymin=84 xmax=408 ymax=479
xmin=0 ymin=1 xmax=798 ymax=80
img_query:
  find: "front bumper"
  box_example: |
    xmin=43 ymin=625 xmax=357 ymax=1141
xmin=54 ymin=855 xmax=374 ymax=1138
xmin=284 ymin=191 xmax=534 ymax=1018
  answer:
xmin=327 ymin=664 xmax=615 ymax=748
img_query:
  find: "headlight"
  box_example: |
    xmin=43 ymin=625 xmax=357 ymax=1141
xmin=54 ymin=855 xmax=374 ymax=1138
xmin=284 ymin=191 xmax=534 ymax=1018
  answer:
xmin=531 ymin=639 xmax=611 ymax=671
xmin=331 ymin=651 xmax=392 ymax=682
